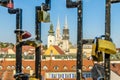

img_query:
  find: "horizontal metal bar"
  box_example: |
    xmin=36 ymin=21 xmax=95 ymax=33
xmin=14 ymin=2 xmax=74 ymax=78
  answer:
xmin=111 ymin=0 xmax=120 ymax=3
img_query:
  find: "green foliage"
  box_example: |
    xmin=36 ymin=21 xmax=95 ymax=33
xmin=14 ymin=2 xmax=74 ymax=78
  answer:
xmin=0 ymin=42 xmax=14 ymax=48
xmin=23 ymin=55 xmax=34 ymax=59
xmin=110 ymin=52 xmax=120 ymax=60
xmin=0 ymin=54 xmax=15 ymax=58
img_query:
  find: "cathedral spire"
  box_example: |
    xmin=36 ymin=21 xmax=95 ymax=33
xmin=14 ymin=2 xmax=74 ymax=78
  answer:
xmin=55 ymin=17 xmax=62 ymax=45
xmin=64 ymin=16 xmax=68 ymax=29
xmin=57 ymin=16 xmax=60 ymax=30
xmin=62 ymin=16 xmax=69 ymax=52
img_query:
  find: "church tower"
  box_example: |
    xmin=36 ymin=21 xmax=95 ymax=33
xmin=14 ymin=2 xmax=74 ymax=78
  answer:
xmin=55 ymin=17 xmax=62 ymax=45
xmin=62 ymin=16 xmax=69 ymax=52
xmin=48 ymin=23 xmax=55 ymax=48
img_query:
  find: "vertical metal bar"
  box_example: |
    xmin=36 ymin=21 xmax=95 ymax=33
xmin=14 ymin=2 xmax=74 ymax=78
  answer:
xmin=16 ymin=9 xmax=22 ymax=42
xmin=16 ymin=8 xmax=22 ymax=73
xmin=35 ymin=6 xmax=41 ymax=79
xmin=16 ymin=43 xmax=22 ymax=73
xmin=104 ymin=0 xmax=111 ymax=80
xmin=77 ymin=0 xmax=83 ymax=80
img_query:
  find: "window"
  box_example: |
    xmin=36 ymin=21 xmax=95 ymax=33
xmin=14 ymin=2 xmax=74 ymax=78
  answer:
xmin=63 ymin=66 xmax=67 ymax=70
xmin=50 ymin=50 xmax=53 ymax=53
xmin=62 ymin=74 xmax=64 ymax=78
xmin=65 ymin=74 xmax=71 ymax=78
xmin=22 ymin=66 xmax=24 ymax=69
xmin=83 ymin=73 xmax=86 ymax=78
xmin=72 ymin=65 xmax=76 ymax=70
xmin=89 ymin=65 xmax=93 ymax=70
xmin=7 ymin=66 xmax=11 ymax=70
xmin=82 ymin=65 xmax=86 ymax=70
xmin=50 ymin=50 xmax=53 ymax=55
xmin=54 ymin=66 xmax=59 ymax=70
xmin=43 ymin=66 xmax=48 ymax=70
xmin=49 ymin=74 xmax=53 ymax=78
xmin=50 ymin=40 xmax=52 ymax=42
xmin=71 ymin=73 xmax=76 ymax=78
xmin=51 ymin=74 xmax=57 ymax=78
xmin=11 ymin=66 xmax=15 ymax=70
xmin=0 ymin=66 xmax=3 ymax=70
xmin=26 ymin=66 xmax=31 ymax=70
xmin=86 ymin=73 xmax=91 ymax=78
xmin=58 ymin=74 xmax=62 ymax=78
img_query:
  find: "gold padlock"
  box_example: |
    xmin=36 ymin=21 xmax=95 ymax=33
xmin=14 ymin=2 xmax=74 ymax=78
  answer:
xmin=92 ymin=44 xmax=98 ymax=61
xmin=92 ymin=44 xmax=103 ymax=61
xmin=98 ymin=39 xmax=116 ymax=54
xmin=38 ymin=10 xmax=50 ymax=23
xmin=97 ymin=52 xmax=103 ymax=61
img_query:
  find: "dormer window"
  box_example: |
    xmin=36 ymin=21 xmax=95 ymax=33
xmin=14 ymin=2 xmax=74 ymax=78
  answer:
xmin=11 ymin=66 xmax=15 ymax=70
xmin=7 ymin=66 xmax=11 ymax=70
xmin=82 ymin=65 xmax=86 ymax=70
xmin=26 ymin=66 xmax=31 ymax=70
xmin=43 ymin=65 xmax=48 ymax=70
xmin=0 ymin=66 xmax=3 ymax=70
xmin=54 ymin=66 xmax=59 ymax=70
xmin=22 ymin=66 xmax=24 ymax=69
xmin=50 ymin=50 xmax=53 ymax=55
xmin=88 ymin=65 xmax=93 ymax=70
xmin=63 ymin=66 xmax=67 ymax=70
xmin=72 ymin=65 xmax=76 ymax=70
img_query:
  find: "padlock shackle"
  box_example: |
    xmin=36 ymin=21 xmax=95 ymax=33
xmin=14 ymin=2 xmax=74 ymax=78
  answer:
xmin=100 ymin=35 xmax=105 ymax=39
xmin=100 ymin=35 xmax=113 ymax=42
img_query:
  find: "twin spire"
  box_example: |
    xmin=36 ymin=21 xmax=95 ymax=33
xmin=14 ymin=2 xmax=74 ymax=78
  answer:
xmin=57 ymin=16 xmax=68 ymax=29
xmin=49 ymin=16 xmax=68 ymax=35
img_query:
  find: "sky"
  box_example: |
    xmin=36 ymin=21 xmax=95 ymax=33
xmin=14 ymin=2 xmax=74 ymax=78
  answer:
xmin=0 ymin=0 xmax=120 ymax=48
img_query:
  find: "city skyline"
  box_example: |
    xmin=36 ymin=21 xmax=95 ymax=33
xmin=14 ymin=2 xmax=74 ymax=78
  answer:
xmin=0 ymin=0 xmax=120 ymax=47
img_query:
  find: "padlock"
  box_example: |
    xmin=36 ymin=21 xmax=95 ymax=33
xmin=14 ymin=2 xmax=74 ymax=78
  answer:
xmin=91 ymin=39 xmax=103 ymax=62
xmin=92 ymin=45 xmax=103 ymax=61
xmin=29 ymin=77 xmax=38 ymax=80
xmin=98 ymin=39 xmax=116 ymax=54
xmin=92 ymin=44 xmax=98 ymax=61
xmin=38 ymin=10 xmax=50 ymax=23
xmin=97 ymin=51 xmax=103 ymax=61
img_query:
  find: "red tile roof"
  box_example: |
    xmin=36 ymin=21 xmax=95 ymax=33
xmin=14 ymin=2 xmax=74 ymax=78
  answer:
xmin=2 ymin=71 xmax=14 ymax=80
xmin=41 ymin=60 xmax=76 ymax=72
xmin=0 ymin=59 xmax=94 ymax=72
xmin=53 ymin=45 xmax=65 ymax=54
xmin=46 ymin=78 xmax=76 ymax=80
xmin=46 ymin=78 xmax=93 ymax=80
xmin=41 ymin=59 xmax=94 ymax=72
xmin=83 ymin=59 xmax=94 ymax=71
xmin=0 ymin=59 xmax=94 ymax=80
xmin=1 ymin=45 xmax=35 ymax=54
xmin=111 ymin=63 xmax=120 ymax=76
